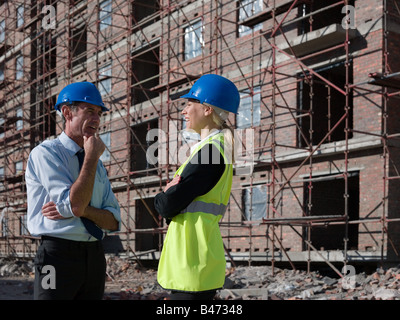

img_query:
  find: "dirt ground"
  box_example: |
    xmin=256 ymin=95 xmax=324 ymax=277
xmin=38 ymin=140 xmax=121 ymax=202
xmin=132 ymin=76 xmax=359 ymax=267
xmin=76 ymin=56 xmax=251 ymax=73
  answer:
xmin=0 ymin=269 xmax=162 ymax=300
xmin=0 ymin=257 xmax=165 ymax=300
xmin=0 ymin=276 xmax=34 ymax=300
xmin=2 ymin=256 xmax=400 ymax=300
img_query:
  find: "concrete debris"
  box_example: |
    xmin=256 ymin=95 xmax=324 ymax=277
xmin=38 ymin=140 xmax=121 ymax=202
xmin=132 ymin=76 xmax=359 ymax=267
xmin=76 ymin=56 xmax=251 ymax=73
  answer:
xmin=0 ymin=258 xmax=34 ymax=277
xmin=2 ymin=256 xmax=400 ymax=300
xmin=217 ymin=265 xmax=400 ymax=300
xmin=104 ymin=259 xmax=400 ymax=300
xmin=103 ymin=256 xmax=168 ymax=300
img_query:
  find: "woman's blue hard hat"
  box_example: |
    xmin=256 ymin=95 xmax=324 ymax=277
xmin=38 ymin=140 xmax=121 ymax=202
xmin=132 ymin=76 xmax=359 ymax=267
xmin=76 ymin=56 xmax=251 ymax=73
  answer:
xmin=181 ymin=74 xmax=240 ymax=114
xmin=54 ymin=82 xmax=108 ymax=112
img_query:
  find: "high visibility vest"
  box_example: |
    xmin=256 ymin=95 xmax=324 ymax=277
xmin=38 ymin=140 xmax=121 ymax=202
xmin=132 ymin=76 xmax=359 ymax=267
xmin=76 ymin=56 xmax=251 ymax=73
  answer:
xmin=157 ymin=131 xmax=232 ymax=292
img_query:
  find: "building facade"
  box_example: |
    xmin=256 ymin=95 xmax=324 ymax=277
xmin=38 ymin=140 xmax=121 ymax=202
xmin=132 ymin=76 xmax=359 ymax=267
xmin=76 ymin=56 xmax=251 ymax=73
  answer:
xmin=1 ymin=0 xmax=400 ymax=271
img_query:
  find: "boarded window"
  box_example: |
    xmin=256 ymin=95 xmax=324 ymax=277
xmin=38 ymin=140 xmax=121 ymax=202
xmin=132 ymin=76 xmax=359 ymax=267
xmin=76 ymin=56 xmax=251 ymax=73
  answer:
xmin=99 ymin=62 xmax=112 ymax=96
xmin=237 ymin=86 xmax=261 ymax=129
xmin=16 ymin=54 xmax=24 ymax=80
xmin=238 ymin=0 xmax=263 ymax=37
xmin=99 ymin=0 xmax=112 ymax=30
xmin=184 ymin=20 xmax=203 ymax=60
xmin=100 ymin=132 xmax=111 ymax=162
xmin=243 ymin=184 xmax=267 ymax=221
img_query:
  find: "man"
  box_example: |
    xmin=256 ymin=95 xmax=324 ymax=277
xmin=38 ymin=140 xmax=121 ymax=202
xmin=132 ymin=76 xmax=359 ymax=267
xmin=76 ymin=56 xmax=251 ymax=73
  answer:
xmin=25 ymin=82 xmax=120 ymax=300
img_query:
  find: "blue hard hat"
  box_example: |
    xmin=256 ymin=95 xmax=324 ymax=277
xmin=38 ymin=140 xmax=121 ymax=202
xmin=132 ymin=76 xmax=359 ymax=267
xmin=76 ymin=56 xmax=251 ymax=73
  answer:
xmin=54 ymin=82 xmax=108 ymax=112
xmin=181 ymin=74 xmax=240 ymax=114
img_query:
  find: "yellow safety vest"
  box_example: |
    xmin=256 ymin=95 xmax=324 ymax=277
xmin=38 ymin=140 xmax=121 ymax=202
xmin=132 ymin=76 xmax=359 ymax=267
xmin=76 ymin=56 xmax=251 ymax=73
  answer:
xmin=157 ymin=132 xmax=232 ymax=292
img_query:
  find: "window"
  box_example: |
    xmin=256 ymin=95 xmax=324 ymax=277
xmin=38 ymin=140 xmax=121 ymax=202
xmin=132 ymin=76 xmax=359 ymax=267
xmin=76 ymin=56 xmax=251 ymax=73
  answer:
xmin=130 ymin=119 xmax=158 ymax=175
xmin=70 ymin=24 xmax=87 ymax=68
xmin=16 ymin=108 xmax=23 ymax=131
xmin=34 ymin=97 xmax=56 ymax=141
xmin=1 ymin=217 xmax=8 ymax=237
xmin=100 ymin=132 xmax=111 ymax=162
xmin=99 ymin=0 xmax=112 ymax=31
xmin=20 ymin=215 xmax=28 ymax=236
xmin=236 ymin=86 xmax=261 ymax=129
xmin=131 ymin=43 xmax=159 ymax=104
xmin=16 ymin=54 xmax=23 ymax=80
xmin=298 ymin=0 xmax=355 ymax=35
xmin=132 ymin=0 xmax=160 ymax=27
xmin=0 ymin=65 xmax=4 ymax=81
xmin=15 ymin=161 xmax=23 ymax=174
xmin=0 ymin=117 xmax=4 ymax=139
xmin=17 ymin=5 xmax=24 ymax=28
xmin=0 ymin=166 xmax=3 ymax=188
xmin=99 ymin=62 xmax=112 ymax=96
xmin=184 ymin=20 xmax=203 ymax=60
xmin=135 ymin=197 xmax=160 ymax=251
xmin=243 ymin=185 xmax=267 ymax=221
xmin=238 ymin=0 xmax=263 ymax=37
xmin=0 ymin=20 xmax=4 ymax=43
xmin=303 ymin=173 xmax=359 ymax=250
xmin=297 ymin=61 xmax=353 ymax=147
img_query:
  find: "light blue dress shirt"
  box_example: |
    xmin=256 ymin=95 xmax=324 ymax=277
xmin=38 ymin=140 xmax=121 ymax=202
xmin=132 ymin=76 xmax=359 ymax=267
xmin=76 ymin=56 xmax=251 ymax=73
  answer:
xmin=25 ymin=132 xmax=121 ymax=241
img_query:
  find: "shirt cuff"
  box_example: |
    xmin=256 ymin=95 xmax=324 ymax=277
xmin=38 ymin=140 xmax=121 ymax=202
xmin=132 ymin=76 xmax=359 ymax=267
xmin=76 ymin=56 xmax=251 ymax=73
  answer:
xmin=55 ymin=193 xmax=75 ymax=218
xmin=103 ymin=206 xmax=121 ymax=232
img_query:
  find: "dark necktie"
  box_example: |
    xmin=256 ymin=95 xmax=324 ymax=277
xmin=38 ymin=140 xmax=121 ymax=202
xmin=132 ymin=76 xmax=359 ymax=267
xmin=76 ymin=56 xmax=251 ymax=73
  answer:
xmin=76 ymin=149 xmax=103 ymax=240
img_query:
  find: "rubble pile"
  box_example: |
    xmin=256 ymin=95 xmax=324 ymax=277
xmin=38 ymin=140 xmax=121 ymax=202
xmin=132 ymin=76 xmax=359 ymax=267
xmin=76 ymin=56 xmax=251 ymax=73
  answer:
xmin=218 ymin=265 xmax=400 ymax=300
xmin=103 ymin=258 xmax=400 ymax=300
xmin=104 ymin=256 xmax=168 ymax=300
xmin=1 ymin=256 xmax=400 ymax=300
xmin=0 ymin=258 xmax=34 ymax=277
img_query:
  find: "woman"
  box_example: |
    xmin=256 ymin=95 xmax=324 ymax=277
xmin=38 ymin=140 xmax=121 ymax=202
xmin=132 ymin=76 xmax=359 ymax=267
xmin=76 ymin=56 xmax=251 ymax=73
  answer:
xmin=154 ymin=74 xmax=240 ymax=300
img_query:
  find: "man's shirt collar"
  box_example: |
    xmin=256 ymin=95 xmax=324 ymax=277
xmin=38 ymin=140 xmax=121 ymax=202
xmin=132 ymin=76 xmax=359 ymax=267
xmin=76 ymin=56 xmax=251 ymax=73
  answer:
xmin=59 ymin=131 xmax=82 ymax=156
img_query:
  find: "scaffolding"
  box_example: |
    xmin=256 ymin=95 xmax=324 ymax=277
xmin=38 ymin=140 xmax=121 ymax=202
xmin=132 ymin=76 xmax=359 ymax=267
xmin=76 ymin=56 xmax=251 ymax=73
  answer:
xmin=0 ymin=0 xmax=400 ymax=277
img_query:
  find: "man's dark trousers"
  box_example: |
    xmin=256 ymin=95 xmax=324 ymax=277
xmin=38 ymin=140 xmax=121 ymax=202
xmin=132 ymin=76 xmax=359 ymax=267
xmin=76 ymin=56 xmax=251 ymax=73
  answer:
xmin=34 ymin=236 xmax=106 ymax=300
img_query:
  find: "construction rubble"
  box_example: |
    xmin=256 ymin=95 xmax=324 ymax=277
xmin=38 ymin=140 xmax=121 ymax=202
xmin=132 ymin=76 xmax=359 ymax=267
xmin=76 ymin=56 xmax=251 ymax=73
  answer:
xmin=91 ymin=257 xmax=400 ymax=300
xmin=1 ymin=256 xmax=400 ymax=300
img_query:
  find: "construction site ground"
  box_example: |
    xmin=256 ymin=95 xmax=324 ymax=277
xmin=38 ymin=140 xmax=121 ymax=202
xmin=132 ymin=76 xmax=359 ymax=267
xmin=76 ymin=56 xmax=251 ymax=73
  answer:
xmin=1 ymin=256 xmax=400 ymax=300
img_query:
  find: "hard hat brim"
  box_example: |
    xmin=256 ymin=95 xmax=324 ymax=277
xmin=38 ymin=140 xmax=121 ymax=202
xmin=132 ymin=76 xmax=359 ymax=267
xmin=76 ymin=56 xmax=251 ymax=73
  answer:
xmin=54 ymin=100 xmax=109 ymax=112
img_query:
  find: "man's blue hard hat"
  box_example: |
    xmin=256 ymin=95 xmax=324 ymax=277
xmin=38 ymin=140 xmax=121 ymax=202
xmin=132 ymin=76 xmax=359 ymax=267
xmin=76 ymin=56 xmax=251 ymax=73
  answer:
xmin=54 ymin=82 xmax=108 ymax=112
xmin=181 ymin=74 xmax=240 ymax=114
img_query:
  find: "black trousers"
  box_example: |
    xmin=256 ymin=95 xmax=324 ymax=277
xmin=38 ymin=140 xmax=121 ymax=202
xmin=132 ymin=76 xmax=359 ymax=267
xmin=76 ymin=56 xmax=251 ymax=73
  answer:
xmin=34 ymin=236 xmax=106 ymax=300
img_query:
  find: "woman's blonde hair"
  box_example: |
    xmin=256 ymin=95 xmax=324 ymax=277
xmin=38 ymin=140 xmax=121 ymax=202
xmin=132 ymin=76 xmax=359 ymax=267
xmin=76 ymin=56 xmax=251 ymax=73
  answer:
xmin=204 ymin=103 xmax=235 ymax=163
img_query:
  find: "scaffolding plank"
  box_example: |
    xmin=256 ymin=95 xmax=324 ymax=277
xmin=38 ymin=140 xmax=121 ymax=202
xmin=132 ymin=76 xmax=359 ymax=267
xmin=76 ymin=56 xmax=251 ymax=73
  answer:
xmin=368 ymin=72 xmax=400 ymax=89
